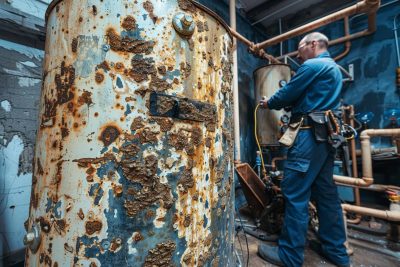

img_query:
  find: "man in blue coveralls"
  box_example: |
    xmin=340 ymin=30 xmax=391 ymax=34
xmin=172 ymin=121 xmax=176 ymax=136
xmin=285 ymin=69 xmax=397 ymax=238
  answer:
xmin=257 ymin=32 xmax=350 ymax=267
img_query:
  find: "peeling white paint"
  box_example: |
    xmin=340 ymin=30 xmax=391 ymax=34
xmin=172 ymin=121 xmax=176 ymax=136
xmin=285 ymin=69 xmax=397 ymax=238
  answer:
xmin=20 ymin=61 xmax=38 ymax=68
xmin=9 ymin=0 xmax=51 ymax=20
xmin=0 ymin=135 xmax=32 ymax=256
xmin=0 ymin=39 xmax=44 ymax=61
xmin=1 ymin=100 xmax=11 ymax=112
xmin=18 ymin=77 xmax=41 ymax=87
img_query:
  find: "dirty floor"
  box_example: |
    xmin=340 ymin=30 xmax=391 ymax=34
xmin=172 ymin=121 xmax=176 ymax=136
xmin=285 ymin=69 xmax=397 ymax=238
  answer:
xmin=234 ymin=216 xmax=400 ymax=266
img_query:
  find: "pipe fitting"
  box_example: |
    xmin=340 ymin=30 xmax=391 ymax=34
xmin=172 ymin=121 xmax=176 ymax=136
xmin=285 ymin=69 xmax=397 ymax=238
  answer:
xmin=23 ymin=223 xmax=41 ymax=253
xmin=172 ymin=12 xmax=195 ymax=38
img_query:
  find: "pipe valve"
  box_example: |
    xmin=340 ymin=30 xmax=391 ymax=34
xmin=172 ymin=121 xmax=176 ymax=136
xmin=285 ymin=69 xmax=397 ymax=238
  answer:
xmin=172 ymin=12 xmax=195 ymax=38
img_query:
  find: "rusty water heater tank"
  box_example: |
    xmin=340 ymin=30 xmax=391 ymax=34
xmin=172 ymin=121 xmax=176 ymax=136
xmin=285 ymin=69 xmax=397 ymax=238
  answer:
xmin=254 ymin=64 xmax=291 ymax=146
xmin=25 ymin=0 xmax=234 ymax=266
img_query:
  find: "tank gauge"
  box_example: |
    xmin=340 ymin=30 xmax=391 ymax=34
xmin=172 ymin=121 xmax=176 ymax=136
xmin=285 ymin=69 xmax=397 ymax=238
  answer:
xmin=279 ymin=80 xmax=287 ymax=87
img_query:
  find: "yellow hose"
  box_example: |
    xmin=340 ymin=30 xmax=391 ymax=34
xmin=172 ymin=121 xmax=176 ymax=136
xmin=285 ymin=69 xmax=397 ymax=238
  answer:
xmin=254 ymin=104 xmax=267 ymax=178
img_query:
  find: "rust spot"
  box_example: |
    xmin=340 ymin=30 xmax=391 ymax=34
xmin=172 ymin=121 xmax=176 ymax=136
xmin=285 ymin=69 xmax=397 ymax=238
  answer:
xmin=197 ymin=21 xmax=204 ymax=32
xmin=86 ymin=175 xmax=94 ymax=182
xmin=198 ymin=81 xmax=202 ymax=89
xmin=55 ymin=219 xmax=66 ymax=231
xmin=95 ymin=72 xmax=104 ymax=83
xmin=44 ymin=254 xmax=52 ymax=266
xmin=73 ymin=122 xmax=79 ymax=128
xmin=183 ymin=215 xmax=191 ymax=227
xmin=178 ymin=0 xmax=196 ymax=12
xmin=64 ymin=243 xmax=74 ymax=253
xmin=85 ymin=220 xmax=102 ymax=235
xmin=86 ymin=167 xmax=96 ymax=175
xmin=94 ymin=112 xmax=99 ymax=117
xmin=71 ymin=38 xmax=78 ymax=53
xmin=183 ymin=252 xmax=193 ymax=265
xmin=39 ymin=217 xmax=51 ymax=233
xmin=180 ymin=62 xmax=191 ymax=78
xmin=61 ymin=127 xmax=69 ymax=138
xmin=54 ymin=262 xmax=58 ymax=267
xmin=145 ymin=210 xmax=155 ymax=220
xmin=55 ymin=61 xmax=75 ymax=105
xmin=130 ymin=117 xmax=145 ymax=131
xmin=129 ymin=57 xmax=156 ymax=82
xmin=122 ymin=155 xmax=174 ymax=217
xmin=177 ymin=168 xmax=194 ymax=193
xmin=133 ymin=232 xmax=144 ymax=242
xmin=157 ymin=66 xmax=166 ymax=75
xmin=100 ymin=126 xmax=120 ymax=146
xmin=110 ymin=238 xmax=122 ymax=253
xmin=205 ymin=137 xmax=212 ymax=148
xmin=37 ymin=158 xmax=44 ymax=175
xmin=92 ymin=5 xmax=97 ymax=16
xmin=143 ymin=1 xmax=158 ymax=23
xmin=106 ymin=28 xmax=155 ymax=54
xmin=143 ymin=241 xmax=176 ymax=267
xmin=90 ymin=263 xmax=97 ymax=267
xmin=154 ymin=118 xmax=174 ymax=132
xmin=122 ymin=15 xmax=136 ymax=31
xmin=113 ymin=185 xmax=123 ymax=197
xmin=97 ymin=61 xmax=110 ymax=72
xmin=115 ymin=62 xmax=125 ymax=71
xmin=138 ymin=127 xmax=159 ymax=144
xmin=73 ymin=154 xmax=116 ymax=167
xmin=173 ymin=78 xmax=179 ymax=84
xmin=78 ymin=208 xmax=85 ymax=220
xmin=79 ymin=16 xmax=83 ymax=22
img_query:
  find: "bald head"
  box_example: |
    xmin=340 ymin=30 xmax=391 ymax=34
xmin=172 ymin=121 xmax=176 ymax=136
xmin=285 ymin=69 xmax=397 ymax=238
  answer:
xmin=297 ymin=32 xmax=329 ymax=63
xmin=301 ymin=32 xmax=329 ymax=49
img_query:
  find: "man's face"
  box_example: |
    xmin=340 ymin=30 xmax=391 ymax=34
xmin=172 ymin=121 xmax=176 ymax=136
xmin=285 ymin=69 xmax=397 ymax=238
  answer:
xmin=296 ymin=40 xmax=315 ymax=63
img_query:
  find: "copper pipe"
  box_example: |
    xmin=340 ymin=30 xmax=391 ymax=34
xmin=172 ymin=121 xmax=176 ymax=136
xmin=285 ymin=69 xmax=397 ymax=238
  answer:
xmin=271 ymin=156 xmax=286 ymax=171
xmin=333 ymin=128 xmax=400 ymax=186
xmin=342 ymin=204 xmax=400 ymax=221
xmin=336 ymin=183 xmax=400 ymax=192
xmin=229 ymin=28 xmax=281 ymax=63
xmin=334 ymin=17 xmax=351 ymax=61
xmin=355 ymin=146 xmax=397 ymax=156
xmin=345 ymin=105 xmax=361 ymax=224
xmin=255 ymin=0 xmax=380 ymax=50
xmin=276 ymin=2 xmax=379 ymax=61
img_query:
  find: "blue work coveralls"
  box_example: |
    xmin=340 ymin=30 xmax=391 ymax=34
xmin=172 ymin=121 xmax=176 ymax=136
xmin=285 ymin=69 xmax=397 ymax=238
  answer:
xmin=267 ymin=51 xmax=350 ymax=267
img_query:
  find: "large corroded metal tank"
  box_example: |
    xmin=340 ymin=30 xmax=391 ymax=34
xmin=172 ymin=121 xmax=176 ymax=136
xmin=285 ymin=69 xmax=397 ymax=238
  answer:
xmin=254 ymin=64 xmax=291 ymax=146
xmin=25 ymin=0 xmax=234 ymax=266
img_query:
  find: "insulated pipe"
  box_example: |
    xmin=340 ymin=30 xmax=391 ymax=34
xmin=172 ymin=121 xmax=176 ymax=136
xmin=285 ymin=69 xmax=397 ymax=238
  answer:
xmin=342 ymin=204 xmax=400 ymax=221
xmin=333 ymin=128 xmax=400 ymax=186
xmin=255 ymin=0 xmax=380 ymax=50
xmin=355 ymin=146 xmax=397 ymax=156
xmin=230 ymin=0 xmax=241 ymax=162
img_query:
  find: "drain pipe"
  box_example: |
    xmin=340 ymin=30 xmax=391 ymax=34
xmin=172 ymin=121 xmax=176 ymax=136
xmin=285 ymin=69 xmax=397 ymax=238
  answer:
xmin=230 ymin=0 xmax=241 ymax=163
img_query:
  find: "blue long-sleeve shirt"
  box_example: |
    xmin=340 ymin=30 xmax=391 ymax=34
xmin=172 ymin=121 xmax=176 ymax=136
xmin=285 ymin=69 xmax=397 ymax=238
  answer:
xmin=267 ymin=51 xmax=342 ymax=115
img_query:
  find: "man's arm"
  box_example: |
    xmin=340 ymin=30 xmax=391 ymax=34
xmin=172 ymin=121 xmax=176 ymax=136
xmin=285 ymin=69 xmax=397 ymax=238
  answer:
xmin=267 ymin=64 xmax=317 ymax=110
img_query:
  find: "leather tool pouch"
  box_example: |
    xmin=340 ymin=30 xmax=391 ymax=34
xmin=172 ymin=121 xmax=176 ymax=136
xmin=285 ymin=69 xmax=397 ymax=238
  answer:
xmin=308 ymin=112 xmax=328 ymax=142
xmin=279 ymin=118 xmax=303 ymax=147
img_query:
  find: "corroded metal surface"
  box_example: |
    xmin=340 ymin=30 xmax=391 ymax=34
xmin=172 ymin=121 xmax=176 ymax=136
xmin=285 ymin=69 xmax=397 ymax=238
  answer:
xmin=26 ymin=0 xmax=234 ymax=266
xmin=254 ymin=64 xmax=291 ymax=146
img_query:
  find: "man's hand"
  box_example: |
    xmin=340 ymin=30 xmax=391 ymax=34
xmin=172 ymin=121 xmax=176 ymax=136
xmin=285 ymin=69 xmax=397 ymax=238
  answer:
xmin=259 ymin=96 xmax=269 ymax=109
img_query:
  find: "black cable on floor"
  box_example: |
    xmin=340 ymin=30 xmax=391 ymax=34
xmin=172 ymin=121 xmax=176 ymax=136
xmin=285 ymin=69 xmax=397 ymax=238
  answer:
xmin=236 ymin=207 xmax=250 ymax=267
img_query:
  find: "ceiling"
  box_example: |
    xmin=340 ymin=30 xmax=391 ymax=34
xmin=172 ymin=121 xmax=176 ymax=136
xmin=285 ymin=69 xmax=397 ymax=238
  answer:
xmin=224 ymin=0 xmax=356 ymax=36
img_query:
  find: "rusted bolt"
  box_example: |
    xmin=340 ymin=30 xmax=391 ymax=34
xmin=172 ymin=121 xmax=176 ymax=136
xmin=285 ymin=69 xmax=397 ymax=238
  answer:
xmin=23 ymin=223 xmax=41 ymax=253
xmin=172 ymin=12 xmax=195 ymax=37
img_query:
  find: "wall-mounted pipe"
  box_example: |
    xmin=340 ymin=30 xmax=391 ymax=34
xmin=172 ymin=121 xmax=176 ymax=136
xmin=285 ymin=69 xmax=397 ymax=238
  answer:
xmin=230 ymin=0 xmax=241 ymax=163
xmin=333 ymin=128 xmax=400 ymax=186
xmin=342 ymin=204 xmax=400 ymax=221
xmin=254 ymin=0 xmax=380 ymax=51
xmin=275 ymin=0 xmax=380 ymax=60
xmin=334 ymin=17 xmax=351 ymax=61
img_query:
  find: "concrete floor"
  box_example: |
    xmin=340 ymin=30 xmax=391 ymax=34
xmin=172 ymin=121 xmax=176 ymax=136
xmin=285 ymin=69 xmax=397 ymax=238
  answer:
xmin=234 ymin=219 xmax=400 ymax=267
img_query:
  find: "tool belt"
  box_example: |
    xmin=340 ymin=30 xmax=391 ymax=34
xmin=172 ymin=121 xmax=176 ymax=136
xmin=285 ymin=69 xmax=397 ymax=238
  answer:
xmin=287 ymin=111 xmax=345 ymax=148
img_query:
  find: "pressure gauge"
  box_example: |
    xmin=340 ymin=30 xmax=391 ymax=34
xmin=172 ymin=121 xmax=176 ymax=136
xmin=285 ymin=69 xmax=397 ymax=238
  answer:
xmin=279 ymin=80 xmax=287 ymax=87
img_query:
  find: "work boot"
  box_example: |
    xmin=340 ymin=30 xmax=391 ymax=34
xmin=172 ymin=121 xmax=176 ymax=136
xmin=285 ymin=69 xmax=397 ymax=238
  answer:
xmin=309 ymin=239 xmax=352 ymax=267
xmin=258 ymin=243 xmax=284 ymax=266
